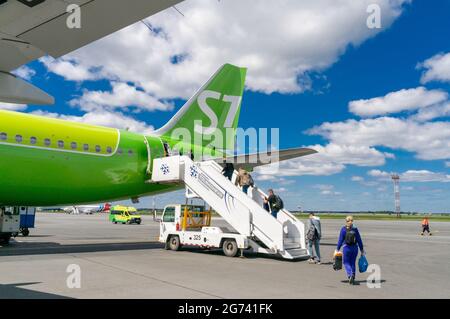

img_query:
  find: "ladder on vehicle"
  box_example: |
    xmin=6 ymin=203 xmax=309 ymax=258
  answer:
xmin=150 ymin=155 xmax=308 ymax=259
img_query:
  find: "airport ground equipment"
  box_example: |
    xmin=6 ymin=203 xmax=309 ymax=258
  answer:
xmin=19 ymin=206 xmax=35 ymax=236
xmin=109 ymin=205 xmax=142 ymax=225
xmin=0 ymin=207 xmax=20 ymax=244
xmin=152 ymin=155 xmax=309 ymax=260
xmin=159 ymin=204 xmax=248 ymax=257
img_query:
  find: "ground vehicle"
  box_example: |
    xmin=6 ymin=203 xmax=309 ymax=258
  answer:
xmin=154 ymin=156 xmax=308 ymax=260
xmin=159 ymin=204 xmax=248 ymax=257
xmin=0 ymin=207 xmax=20 ymax=244
xmin=19 ymin=206 xmax=36 ymax=236
xmin=109 ymin=205 xmax=142 ymax=225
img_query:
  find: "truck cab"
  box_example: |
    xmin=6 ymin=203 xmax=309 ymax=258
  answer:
xmin=159 ymin=204 xmax=248 ymax=257
xmin=0 ymin=207 xmax=20 ymax=244
xmin=109 ymin=205 xmax=142 ymax=225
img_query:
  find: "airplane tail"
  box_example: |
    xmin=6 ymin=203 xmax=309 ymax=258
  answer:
xmin=154 ymin=63 xmax=247 ymax=151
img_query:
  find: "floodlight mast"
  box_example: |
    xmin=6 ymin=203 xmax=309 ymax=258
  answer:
xmin=391 ymin=174 xmax=401 ymax=218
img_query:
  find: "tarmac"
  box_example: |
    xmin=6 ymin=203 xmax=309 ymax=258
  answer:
xmin=0 ymin=213 xmax=449 ymax=299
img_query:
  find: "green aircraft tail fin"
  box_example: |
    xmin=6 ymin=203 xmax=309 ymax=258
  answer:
xmin=155 ymin=63 xmax=247 ymax=151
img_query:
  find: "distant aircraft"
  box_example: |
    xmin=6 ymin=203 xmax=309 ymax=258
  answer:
xmin=63 ymin=203 xmax=111 ymax=215
xmin=0 ymin=64 xmax=317 ymax=207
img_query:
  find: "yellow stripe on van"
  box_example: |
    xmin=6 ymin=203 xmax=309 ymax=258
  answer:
xmin=0 ymin=110 xmax=119 ymax=155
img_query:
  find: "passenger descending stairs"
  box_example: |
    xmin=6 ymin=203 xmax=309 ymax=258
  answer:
xmin=150 ymin=155 xmax=309 ymax=260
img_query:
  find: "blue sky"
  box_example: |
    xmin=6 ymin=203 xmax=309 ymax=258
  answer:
xmin=4 ymin=0 xmax=450 ymax=212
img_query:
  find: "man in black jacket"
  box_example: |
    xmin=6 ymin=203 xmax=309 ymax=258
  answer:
xmin=267 ymin=189 xmax=283 ymax=219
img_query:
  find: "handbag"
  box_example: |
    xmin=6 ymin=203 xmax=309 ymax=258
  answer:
xmin=358 ymin=254 xmax=369 ymax=273
xmin=333 ymin=252 xmax=342 ymax=271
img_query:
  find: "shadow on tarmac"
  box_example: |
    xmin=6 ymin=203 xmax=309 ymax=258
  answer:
xmin=0 ymin=282 xmax=71 ymax=299
xmin=0 ymin=241 xmax=164 ymax=257
xmin=340 ymin=279 xmax=387 ymax=286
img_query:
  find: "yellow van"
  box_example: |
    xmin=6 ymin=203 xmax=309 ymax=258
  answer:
xmin=109 ymin=205 xmax=141 ymax=224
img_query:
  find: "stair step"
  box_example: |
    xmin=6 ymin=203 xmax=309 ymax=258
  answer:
xmin=284 ymin=248 xmax=309 ymax=258
xmin=283 ymin=241 xmax=301 ymax=249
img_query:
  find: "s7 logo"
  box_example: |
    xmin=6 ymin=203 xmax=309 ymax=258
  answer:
xmin=194 ymin=90 xmax=242 ymax=135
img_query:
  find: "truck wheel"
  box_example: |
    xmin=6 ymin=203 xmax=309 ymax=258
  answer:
xmin=22 ymin=228 xmax=30 ymax=237
xmin=168 ymin=236 xmax=181 ymax=251
xmin=0 ymin=236 xmax=11 ymax=245
xmin=223 ymin=239 xmax=239 ymax=257
xmin=136 ymin=220 xmax=141 ymax=225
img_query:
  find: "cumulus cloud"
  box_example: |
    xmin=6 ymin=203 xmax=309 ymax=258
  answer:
xmin=40 ymin=56 xmax=99 ymax=82
xmin=411 ymin=101 xmax=450 ymax=122
xmin=69 ymin=82 xmax=174 ymax=113
xmin=313 ymin=184 xmax=341 ymax=195
xmin=351 ymin=176 xmax=364 ymax=182
xmin=307 ymin=117 xmax=450 ymax=160
xmin=368 ymin=169 xmax=450 ymax=183
xmin=348 ymin=87 xmax=448 ymax=117
xmin=255 ymin=143 xmax=389 ymax=179
xmin=12 ymin=66 xmax=36 ymax=81
xmin=40 ymin=0 xmax=409 ymax=100
xmin=418 ymin=52 xmax=450 ymax=84
xmin=368 ymin=169 xmax=391 ymax=178
xmin=0 ymin=103 xmax=27 ymax=111
xmin=32 ymin=110 xmax=154 ymax=134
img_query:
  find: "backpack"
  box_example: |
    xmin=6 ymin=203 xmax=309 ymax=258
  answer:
xmin=306 ymin=223 xmax=317 ymax=241
xmin=274 ymin=195 xmax=284 ymax=210
xmin=345 ymin=228 xmax=357 ymax=245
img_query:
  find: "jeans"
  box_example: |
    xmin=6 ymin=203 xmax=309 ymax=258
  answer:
xmin=308 ymin=239 xmax=321 ymax=261
xmin=271 ymin=209 xmax=279 ymax=219
xmin=242 ymin=185 xmax=250 ymax=194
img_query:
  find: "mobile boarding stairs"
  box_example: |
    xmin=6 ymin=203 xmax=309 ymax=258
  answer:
xmin=151 ymin=155 xmax=309 ymax=260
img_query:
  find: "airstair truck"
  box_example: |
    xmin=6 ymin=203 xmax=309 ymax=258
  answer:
xmin=152 ymin=155 xmax=309 ymax=260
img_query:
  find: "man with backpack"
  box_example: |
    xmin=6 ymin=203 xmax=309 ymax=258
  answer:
xmin=306 ymin=213 xmax=322 ymax=264
xmin=267 ymin=189 xmax=283 ymax=219
xmin=335 ymin=215 xmax=365 ymax=285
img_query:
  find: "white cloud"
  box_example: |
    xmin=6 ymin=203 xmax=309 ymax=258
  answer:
xmin=0 ymin=103 xmax=27 ymax=111
xmin=308 ymin=117 xmax=450 ymax=160
xmin=40 ymin=0 xmax=409 ymax=100
xmin=255 ymin=142 xmax=388 ymax=179
xmin=401 ymin=170 xmax=450 ymax=183
xmin=32 ymin=110 xmax=154 ymax=134
xmin=368 ymin=169 xmax=450 ymax=183
xmin=313 ymin=184 xmax=341 ymax=196
xmin=313 ymin=184 xmax=334 ymax=191
xmin=69 ymin=82 xmax=174 ymax=113
xmin=418 ymin=52 xmax=450 ymax=84
xmin=411 ymin=101 xmax=450 ymax=122
xmin=40 ymin=56 xmax=99 ymax=82
xmin=12 ymin=66 xmax=36 ymax=80
xmin=368 ymin=169 xmax=391 ymax=178
xmin=446 ymin=161 xmax=450 ymax=168
xmin=348 ymin=87 xmax=448 ymax=117
xmin=351 ymin=176 xmax=364 ymax=182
